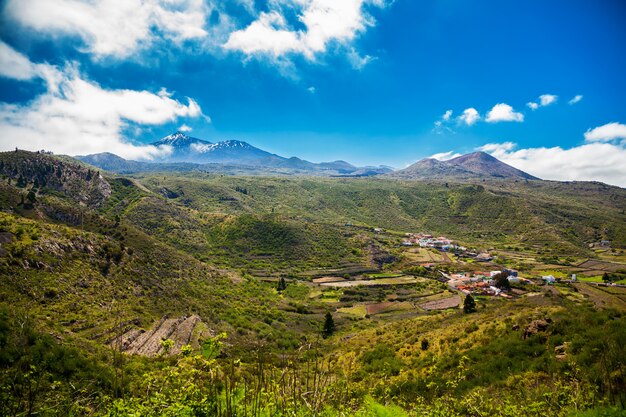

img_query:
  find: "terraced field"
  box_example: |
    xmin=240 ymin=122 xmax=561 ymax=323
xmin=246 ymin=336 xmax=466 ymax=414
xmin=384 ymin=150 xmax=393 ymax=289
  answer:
xmin=110 ymin=315 xmax=210 ymax=356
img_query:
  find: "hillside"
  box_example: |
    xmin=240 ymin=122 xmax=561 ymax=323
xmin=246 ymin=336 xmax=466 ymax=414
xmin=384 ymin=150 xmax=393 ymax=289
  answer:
xmin=390 ymin=151 xmax=539 ymax=180
xmin=0 ymin=150 xmax=624 ymax=416
xmin=0 ymin=150 xmax=112 ymax=207
xmin=131 ymin=172 xmax=626 ymax=257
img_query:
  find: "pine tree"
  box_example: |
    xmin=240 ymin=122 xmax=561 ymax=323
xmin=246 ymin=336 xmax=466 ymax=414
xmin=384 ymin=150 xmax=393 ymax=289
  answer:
xmin=463 ymin=294 xmax=477 ymax=314
xmin=322 ymin=312 xmax=335 ymax=338
xmin=16 ymin=175 xmax=26 ymax=188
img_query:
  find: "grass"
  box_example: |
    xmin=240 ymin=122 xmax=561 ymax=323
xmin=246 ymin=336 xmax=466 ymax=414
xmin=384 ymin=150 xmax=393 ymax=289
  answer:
xmin=576 ymin=275 xmax=604 ymax=283
xmin=337 ymin=304 xmax=368 ymax=317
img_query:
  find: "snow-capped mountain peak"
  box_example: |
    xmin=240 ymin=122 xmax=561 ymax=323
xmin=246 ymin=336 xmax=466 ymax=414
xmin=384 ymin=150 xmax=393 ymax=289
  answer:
xmin=152 ymin=132 xmax=211 ymax=148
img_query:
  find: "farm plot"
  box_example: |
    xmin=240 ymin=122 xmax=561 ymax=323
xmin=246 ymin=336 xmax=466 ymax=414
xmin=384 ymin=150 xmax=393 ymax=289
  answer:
xmin=577 ymin=260 xmax=626 ymax=273
xmin=366 ymin=301 xmax=414 ymax=315
xmin=403 ymin=248 xmax=444 ymax=263
xmin=320 ymin=276 xmax=418 ymax=288
xmin=419 ymin=295 xmax=461 ymax=311
xmin=313 ymin=276 xmax=346 ymax=284
xmin=572 ymin=284 xmax=626 ymax=311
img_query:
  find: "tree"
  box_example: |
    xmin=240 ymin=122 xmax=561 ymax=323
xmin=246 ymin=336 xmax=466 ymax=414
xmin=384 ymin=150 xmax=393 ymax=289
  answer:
xmin=494 ymin=271 xmax=511 ymax=291
xmin=322 ymin=312 xmax=335 ymax=338
xmin=277 ymin=277 xmax=287 ymax=292
xmin=463 ymin=294 xmax=477 ymax=314
xmin=16 ymin=175 xmax=26 ymax=188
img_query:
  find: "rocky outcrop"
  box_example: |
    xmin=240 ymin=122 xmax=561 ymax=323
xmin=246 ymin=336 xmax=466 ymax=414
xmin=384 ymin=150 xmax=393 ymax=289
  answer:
xmin=0 ymin=150 xmax=111 ymax=207
xmin=523 ymin=318 xmax=552 ymax=339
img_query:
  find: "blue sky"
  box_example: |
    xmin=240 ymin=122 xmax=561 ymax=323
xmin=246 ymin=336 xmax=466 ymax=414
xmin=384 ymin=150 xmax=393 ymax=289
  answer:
xmin=1 ymin=0 xmax=625 ymax=185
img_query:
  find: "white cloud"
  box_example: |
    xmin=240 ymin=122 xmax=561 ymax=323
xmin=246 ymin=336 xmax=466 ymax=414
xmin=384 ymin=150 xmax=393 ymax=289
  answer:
xmin=307 ymin=86 xmax=316 ymax=94
xmin=432 ymin=110 xmax=456 ymax=134
xmin=539 ymin=94 xmax=557 ymax=106
xmin=458 ymin=108 xmax=480 ymax=126
xmin=527 ymin=94 xmax=557 ymax=111
xmin=478 ymin=141 xmax=626 ymax=187
xmin=569 ymin=94 xmax=583 ymax=105
xmin=0 ymin=40 xmax=42 ymax=81
xmin=224 ymin=0 xmax=384 ymax=62
xmin=5 ymin=0 xmax=211 ymax=59
xmin=526 ymin=102 xmax=539 ymax=110
xmin=0 ymin=41 xmax=64 ymax=91
xmin=224 ymin=11 xmax=300 ymax=57
xmin=584 ymin=122 xmax=626 ymax=143
xmin=478 ymin=142 xmax=516 ymax=154
xmin=430 ymin=151 xmax=461 ymax=161
xmin=0 ymin=56 xmax=205 ymax=159
xmin=485 ymin=103 xmax=524 ymax=123
xmin=347 ymin=47 xmax=375 ymax=70
xmin=178 ymin=124 xmax=192 ymax=132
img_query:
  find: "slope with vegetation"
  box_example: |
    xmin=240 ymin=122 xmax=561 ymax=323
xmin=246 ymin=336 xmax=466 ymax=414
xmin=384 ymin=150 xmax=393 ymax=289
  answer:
xmin=0 ymin=150 xmax=624 ymax=416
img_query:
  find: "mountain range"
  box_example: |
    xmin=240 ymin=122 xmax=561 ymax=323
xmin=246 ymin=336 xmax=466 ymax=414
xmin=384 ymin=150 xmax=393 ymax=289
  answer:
xmin=76 ymin=132 xmax=539 ymax=180
xmin=77 ymin=132 xmax=392 ymax=176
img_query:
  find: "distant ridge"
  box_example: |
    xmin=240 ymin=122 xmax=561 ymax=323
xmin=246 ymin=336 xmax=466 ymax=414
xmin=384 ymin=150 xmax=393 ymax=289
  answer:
xmin=389 ymin=151 xmax=539 ymax=180
xmin=75 ymin=132 xmax=392 ymax=176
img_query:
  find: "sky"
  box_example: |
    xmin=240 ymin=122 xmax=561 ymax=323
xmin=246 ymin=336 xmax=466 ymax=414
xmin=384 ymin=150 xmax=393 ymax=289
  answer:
xmin=1 ymin=0 xmax=626 ymax=186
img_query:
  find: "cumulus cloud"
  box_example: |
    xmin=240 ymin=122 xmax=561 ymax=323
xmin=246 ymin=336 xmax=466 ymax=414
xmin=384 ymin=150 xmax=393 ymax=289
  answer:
xmin=526 ymin=102 xmax=539 ymax=110
xmin=430 ymin=151 xmax=461 ymax=161
xmin=178 ymin=124 xmax=193 ymax=132
xmin=477 ymin=141 xmax=626 ymax=187
xmin=224 ymin=0 xmax=384 ymax=62
xmin=569 ymin=95 xmax=583 ymax=105
xmin=458 ymin=108 xmax=480 ymax=126
xmin=442 ymin=110 xmax=453 ymax=121
xmin=527 ymin=94 xmax=557 ymax=111
xmin=584 ymin=122 xmax=626 ymax=143
xmin=485 ymin=103 xmax=524 ymax=123
xmin=0 ymin=55 xmax=205 ymax=159
xmin=539 ymin=94 xmax=557 ymax=106
xmin=5 ymin=0 xmax=211 ymax=59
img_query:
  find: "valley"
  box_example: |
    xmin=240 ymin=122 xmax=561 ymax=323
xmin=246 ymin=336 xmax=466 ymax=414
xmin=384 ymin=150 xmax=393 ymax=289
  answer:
xmin=0 ymin=150 xmax=625 ymax=416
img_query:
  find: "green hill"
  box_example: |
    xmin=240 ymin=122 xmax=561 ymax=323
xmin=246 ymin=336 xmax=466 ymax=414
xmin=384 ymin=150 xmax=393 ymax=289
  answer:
xmin=0 ymin=150 xmax=624 ymax=416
